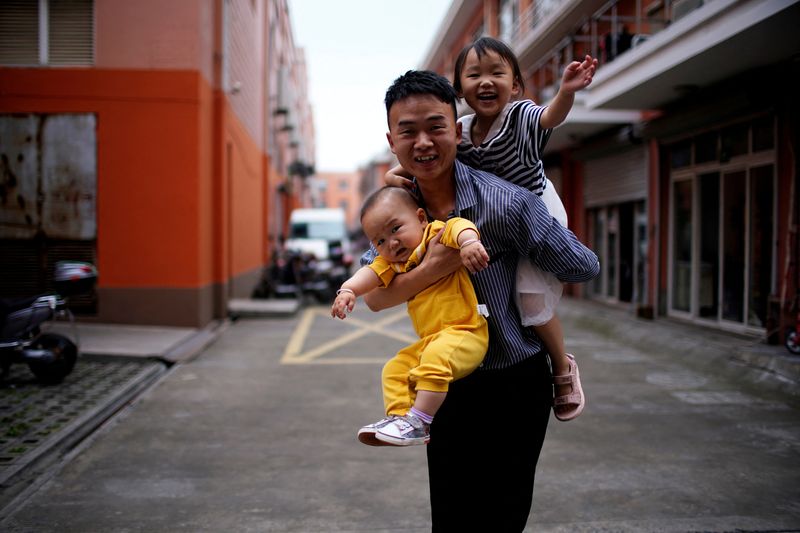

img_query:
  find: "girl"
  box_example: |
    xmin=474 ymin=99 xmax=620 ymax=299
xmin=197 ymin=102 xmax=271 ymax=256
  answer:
xmin=386 ymin=36 xmax=597 ymax=421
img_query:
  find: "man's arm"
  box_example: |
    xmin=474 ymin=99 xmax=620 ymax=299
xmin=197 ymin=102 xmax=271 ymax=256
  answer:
xmin=510 ymin=190 xmax=600 ymax=282
xmin=362 ymin=230 xmax=462 ymax=311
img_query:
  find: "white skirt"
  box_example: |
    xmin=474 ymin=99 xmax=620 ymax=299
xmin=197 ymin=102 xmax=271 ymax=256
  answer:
xmin=515 ymin=179 xmax=567 ymax=327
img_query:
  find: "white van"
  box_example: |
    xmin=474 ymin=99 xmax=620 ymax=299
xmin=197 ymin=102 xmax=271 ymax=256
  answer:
xmin=285 ymin=208 xmax=351 ymax=262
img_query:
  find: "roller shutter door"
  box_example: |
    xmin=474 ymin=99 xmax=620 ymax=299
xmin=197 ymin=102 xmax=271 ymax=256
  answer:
xmin=584 ymin=148 xmax=647 ymax=207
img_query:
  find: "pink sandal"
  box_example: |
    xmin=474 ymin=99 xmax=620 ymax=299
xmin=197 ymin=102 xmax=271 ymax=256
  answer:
xmin=553 ymin=353 xmax=585 ymax=421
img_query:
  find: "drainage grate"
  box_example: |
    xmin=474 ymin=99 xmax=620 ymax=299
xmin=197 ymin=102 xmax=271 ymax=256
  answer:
xmin=0 ymin=355 xmax=165 ymax=485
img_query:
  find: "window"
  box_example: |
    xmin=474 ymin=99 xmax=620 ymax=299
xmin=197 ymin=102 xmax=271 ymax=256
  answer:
xmin=589 ymin=201 xmax=647 ymax=305
xmin=498 ymin=0 xmax=518 ymax=43
xmin=0 ymin=0 xmax=94 ymax=66
xmin=667 ymin=115 xmax=776 ymax=332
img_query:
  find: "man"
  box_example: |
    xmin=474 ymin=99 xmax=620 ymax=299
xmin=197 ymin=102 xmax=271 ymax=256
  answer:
xmin=363 ymin=70 xmax=599 ymax=531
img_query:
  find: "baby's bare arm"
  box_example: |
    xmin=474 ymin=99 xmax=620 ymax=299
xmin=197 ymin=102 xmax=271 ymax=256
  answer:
xmin=331 ymin=267 xmax=380 ymax=319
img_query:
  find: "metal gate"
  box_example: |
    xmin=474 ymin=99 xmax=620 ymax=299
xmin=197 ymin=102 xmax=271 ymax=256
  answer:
xmin=0 ymin=114 xmax=97 ymax=313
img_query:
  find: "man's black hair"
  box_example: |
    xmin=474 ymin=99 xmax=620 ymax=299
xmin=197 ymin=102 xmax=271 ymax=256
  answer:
xmin=453 ymin=36 xmax=525 ymax=95
xmin=360 ymin=186 xmax=420 ymax=221
xmin=384 ymin=70 xmax=459 ymax=124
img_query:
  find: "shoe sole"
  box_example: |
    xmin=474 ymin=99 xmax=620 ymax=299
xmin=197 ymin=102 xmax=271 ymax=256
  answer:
xmin=357 ymin=428 xmax=394 ymax=447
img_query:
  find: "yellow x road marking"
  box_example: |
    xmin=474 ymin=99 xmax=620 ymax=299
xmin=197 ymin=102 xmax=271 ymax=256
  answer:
xmin=280 ymin=307 xmax=417 ymax=365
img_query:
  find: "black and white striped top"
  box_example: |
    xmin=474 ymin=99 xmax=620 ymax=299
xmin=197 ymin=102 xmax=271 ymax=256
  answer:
xmin=457 ymin=99 xmax=551 ymax=196
xmin=362 ymin=161 xmax=599 ymax=370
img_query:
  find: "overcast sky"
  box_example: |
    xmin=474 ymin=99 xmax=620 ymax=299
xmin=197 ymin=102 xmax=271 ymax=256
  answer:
xmin=287 ymin=0 xmax=452 ymax=172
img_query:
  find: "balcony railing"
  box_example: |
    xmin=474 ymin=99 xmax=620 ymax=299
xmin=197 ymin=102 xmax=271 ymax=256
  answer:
xmin=513 ymin=0 xmax=564 ymax=42
xmin=512 ymin=0 xmax=705 ymax=102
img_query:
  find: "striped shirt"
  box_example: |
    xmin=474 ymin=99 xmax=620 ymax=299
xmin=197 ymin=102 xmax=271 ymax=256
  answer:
xmin=362 ymin=160 xmax=599 ymax=370
xmin=457 ymin=99 xmax=551 ymax=196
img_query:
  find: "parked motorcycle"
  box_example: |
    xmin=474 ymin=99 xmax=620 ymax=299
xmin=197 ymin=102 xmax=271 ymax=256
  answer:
xmin=253 ymin=246 xmax=349 ymax=304
xmin=0 ymin=261 xmax=98 ymax=384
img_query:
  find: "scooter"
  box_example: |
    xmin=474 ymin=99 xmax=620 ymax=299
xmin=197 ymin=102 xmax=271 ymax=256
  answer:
xmin=0 ymin=261 xmax=98 ymax=384
xmin=253 ymin=247 xmax=345 ymax=303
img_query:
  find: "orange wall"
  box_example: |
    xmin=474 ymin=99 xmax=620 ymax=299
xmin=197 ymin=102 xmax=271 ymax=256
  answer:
xmin=224 ymin=107 xmax=266 ymax=277
xmin=0 ymin=67 xmax=267 ymax=290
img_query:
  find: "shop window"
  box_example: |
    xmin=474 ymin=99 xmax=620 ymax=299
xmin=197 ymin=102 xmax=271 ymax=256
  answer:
xmin=720 ymin=123 xmax=748 ymax=162
xmin=698 ymin=172 xmax=720 ymax=318
xmin=752 ymin=116 xmax=775 ymax=152
xmin=670 ymin=141 xmax=691 ymax=169
xmin=721 ymin=171 xmax=746 ymax=322
xmin=635 ymin=203 xmax=648 ymax=306
xmin=590 ymin=201 xmax=647 ymax=304
xmin=607 ymin=209 xmax=617 ymax=298
xmin=667 ymin=115 xmax=776 ymax=331
xmin=672 ymin=179 xmax=693 ymax=312
xmin=748 ymin=165 xmax=774 ymax=327
xmin=694 ymin=132 xmax=718 ymax=164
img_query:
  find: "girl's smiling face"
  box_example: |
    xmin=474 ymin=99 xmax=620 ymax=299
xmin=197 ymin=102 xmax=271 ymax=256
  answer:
xmin=458 ymin=48 xmax=521 ymax=119
xmin=362 ymin=198 xmax=427 ymax=264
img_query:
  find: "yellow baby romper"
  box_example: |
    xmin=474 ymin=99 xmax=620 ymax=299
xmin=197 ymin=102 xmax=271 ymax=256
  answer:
xmin=368 ymin=218 xmax=489 ymax=416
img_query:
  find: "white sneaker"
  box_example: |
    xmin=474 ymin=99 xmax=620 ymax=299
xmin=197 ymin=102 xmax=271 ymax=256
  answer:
xmin=375 ymin=413 xmax=430 ymax=446
xmin=357 ymin=416 xmax=397 ymax=446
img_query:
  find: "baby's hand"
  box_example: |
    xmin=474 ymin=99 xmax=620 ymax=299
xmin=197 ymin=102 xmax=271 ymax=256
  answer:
xmin=460 ymin=240 xmax=489 ymax=274
xmin=331 ymin=290 xmax=356 ymax=319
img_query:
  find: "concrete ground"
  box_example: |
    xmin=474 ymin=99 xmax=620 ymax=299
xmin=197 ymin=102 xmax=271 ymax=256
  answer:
xmin=1 ymin=298 xmax=799 ymax=532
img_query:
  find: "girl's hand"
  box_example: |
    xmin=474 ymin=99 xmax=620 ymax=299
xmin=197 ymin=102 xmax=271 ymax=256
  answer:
xmin=560 ymin=55 xmax=597 ymax=94
xmin=459 ymin=240 xmax=489 ymax=274
xmin=331 ymin=291 xmax=356 ymax=319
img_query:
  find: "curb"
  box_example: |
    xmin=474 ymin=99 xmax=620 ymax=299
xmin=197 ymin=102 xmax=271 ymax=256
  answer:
xmin=161 ymin=319 xmax=228 ymax=364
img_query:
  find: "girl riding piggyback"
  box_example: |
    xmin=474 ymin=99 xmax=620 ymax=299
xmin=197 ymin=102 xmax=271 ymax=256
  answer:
xmin=386 ymin=37 xmax=597 ymax=422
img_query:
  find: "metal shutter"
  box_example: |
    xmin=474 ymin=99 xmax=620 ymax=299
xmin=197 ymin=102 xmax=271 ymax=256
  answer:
xmin=0 ymin=0 xmax=39 ymax=65
xmin=584 ymin=148 xmax=648 ymax=208
xmin=49 ymin=0 xmax=94 ymax=65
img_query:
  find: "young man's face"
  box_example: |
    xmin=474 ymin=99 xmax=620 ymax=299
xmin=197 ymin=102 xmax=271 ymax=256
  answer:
xmin=361 ymin=198 xmax=427 ymax=264
xmin=386 ymin=94 xmax=462 ymax=184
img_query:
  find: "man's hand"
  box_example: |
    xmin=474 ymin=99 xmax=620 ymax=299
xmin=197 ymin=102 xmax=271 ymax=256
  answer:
xmin=560 ymin=55 xmax=597 ymax=94
xmin=423 ymin=230 xmax=462 ymax=276
xmin=385 ymin=165 xmax=416 ymax=194
xmin=459 ymin=239 xmax=489 ymax=274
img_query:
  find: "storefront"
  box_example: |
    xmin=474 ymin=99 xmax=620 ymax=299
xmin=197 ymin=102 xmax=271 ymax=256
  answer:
xmin=580 ymin=144 xmax=649 ymax=310
xmin=665 ymin=114 xmax=777 ymax=334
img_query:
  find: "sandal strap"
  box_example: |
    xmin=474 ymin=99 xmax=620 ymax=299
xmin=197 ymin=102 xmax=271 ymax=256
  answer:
xmin=553 ymin=374 xmax=575 ymax=385
xmin=554 ymin=392 xmax=582 ymax=406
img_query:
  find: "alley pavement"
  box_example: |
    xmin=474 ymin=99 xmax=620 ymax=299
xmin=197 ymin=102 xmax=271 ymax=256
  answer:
xmin=1 ymin=297 xmax=799 ymax=532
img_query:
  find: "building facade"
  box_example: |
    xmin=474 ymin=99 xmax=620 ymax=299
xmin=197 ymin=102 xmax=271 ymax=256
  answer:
xmin=0 ymin=0 xmax=314 ymax=327
xmin=420 ymin=0 xmax=799 ymax=341
xmin=311 ymin=171 xmax=362 ymax=234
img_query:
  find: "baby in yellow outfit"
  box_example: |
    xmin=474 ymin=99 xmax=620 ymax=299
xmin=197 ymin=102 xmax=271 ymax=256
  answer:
xmin=331 ymin=186 xmax=490 ymax=446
